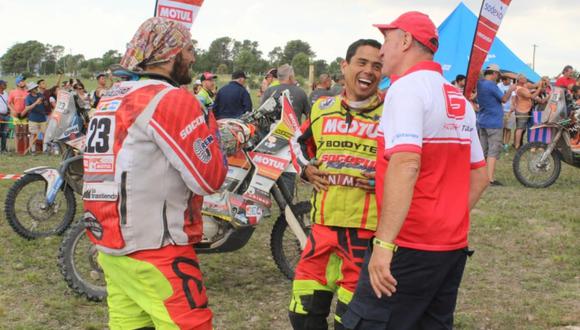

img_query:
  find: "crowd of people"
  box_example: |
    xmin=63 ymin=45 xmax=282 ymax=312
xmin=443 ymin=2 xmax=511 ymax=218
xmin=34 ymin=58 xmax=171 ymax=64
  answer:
xmin=0 ymin=73 xmax=111 ymax=155
xmin=189 ymin=64 xmax=345 ymax=125
xmin=471 ymin=64 xmax=580 ymax=186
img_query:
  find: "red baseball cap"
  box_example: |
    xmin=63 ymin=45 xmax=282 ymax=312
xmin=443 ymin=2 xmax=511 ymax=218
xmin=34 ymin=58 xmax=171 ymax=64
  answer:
xmin=200 ymin=72 xmax=217 ymax=82
xmin=374 ymin=11 xmax=439 ymax=53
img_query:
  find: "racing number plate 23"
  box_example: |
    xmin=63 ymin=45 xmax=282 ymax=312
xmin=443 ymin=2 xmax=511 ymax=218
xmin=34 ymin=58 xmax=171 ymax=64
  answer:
xmin=84 ymin=115 xmax=116 ymax=174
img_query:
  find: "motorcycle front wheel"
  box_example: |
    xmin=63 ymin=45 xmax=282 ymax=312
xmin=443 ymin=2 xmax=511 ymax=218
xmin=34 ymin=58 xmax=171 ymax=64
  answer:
xmin=4 ymin=174 xmax=76 ymax=239
xmin=513 ymin=142 xmax=562 ymax=188
xmin=58 ymin=220 xmax=107 ymax=302
xmin=270 ymin=201 xmax=311 ymax=280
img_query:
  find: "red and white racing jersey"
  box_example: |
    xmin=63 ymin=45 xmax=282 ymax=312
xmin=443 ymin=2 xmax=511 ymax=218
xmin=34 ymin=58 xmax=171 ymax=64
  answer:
xmin=83 ymin=79 xmax=227 ymax=255
xmin=376 ymin=61 xmax=485 ymax=251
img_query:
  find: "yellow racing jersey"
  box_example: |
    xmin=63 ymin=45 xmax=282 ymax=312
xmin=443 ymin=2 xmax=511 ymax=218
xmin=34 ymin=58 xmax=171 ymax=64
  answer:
xmin=300 ymin=95 xmax=383 ymax=230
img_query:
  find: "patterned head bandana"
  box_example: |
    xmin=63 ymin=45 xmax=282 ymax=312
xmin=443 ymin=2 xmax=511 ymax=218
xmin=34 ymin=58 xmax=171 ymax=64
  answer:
xmin=120 ymin=17 xmax=192 ymax=72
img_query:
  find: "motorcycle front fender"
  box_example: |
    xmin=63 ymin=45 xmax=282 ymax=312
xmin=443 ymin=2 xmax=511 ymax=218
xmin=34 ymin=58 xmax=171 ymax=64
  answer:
xmin=23 ymin=167 xmax=64 ymax=204
xmin=284 ymin=206 xmax=308 ymax=249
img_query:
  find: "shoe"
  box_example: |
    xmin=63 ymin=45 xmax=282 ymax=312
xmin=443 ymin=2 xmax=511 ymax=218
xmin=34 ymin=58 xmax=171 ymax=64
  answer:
xmin=503 ymin=144 xmax=509 ymax=151
xmin=490 ymin=180 xmax=504 ymax=186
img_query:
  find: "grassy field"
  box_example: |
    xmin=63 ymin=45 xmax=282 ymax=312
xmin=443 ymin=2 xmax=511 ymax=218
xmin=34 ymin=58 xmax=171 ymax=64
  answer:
xmin=1 ymin=145 xmax=578 ymax=330
xmin=0 ymin=146 xmax=579 ymax=328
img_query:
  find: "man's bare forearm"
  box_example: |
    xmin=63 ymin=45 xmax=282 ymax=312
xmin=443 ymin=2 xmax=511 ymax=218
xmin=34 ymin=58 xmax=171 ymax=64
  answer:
xmin=375 ymin=152 xmax=421 ymax=242
xmin=468 ymin=166 xmax=489 ymax=210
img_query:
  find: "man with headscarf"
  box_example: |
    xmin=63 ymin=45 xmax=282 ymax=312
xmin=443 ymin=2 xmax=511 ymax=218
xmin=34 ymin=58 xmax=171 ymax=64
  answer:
xmin=83 ymin=17 xmax=227 ymax=330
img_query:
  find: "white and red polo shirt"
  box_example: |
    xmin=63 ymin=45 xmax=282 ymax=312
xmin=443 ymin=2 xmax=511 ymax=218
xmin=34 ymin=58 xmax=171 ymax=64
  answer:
xmin=376 ymin=61 xmax=485 ymax=251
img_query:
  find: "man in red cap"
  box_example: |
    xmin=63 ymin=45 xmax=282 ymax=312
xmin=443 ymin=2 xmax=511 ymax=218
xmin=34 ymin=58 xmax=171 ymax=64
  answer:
xmin=197 ymin=71 xmax=218 ymax=111
xmin=342 ymin=11 xmax=489 ymax=329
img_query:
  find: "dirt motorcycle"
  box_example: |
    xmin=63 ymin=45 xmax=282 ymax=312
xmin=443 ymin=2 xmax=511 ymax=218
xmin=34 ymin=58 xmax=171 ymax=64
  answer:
xmin=4 ymin=90 xmax=87 ymax=239
xmin=58 ymin=90 xmax=312 ymax=302
xmin=513 ymin=87 xmax=580 ymax=188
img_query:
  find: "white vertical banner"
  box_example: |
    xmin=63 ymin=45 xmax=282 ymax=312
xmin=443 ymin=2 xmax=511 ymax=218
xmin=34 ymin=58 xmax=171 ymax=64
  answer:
xmin=155 ymin=0 xmax=204 ymax=29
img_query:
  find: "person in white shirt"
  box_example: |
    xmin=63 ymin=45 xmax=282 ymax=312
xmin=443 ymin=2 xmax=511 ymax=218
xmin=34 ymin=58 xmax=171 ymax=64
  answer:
xmin=497 ymin=76 xmax=515 ymax=150
xmin=0 ymin=80 xmax=11 ymax=153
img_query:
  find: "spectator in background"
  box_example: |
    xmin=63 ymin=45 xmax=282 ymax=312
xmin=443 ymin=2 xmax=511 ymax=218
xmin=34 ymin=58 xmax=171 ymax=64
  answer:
xmin=24 ymin=82 xmax=48 ymax=154
xmin=555 ymin=65 xmax=575 ymax=90
xmin=261 ymin=64 xmax=310 ymax=122
xmin=92 ymin=73 xmax=111 ymax=108
xmin=48 ymin=86 xmax=59 ymax=111
xmin=258 ymin=68 xmax=279 ymax=97
xmin=330 ymin=73 xmax=345 ymax=95
xmin=196 ymin=72 xmax=217 ymax=111
xmin=513 ymin=74 xmax=543 ymax=149
xmin=38 ymin=75 xmax=63 ymax=118
xmin=476 ymin=64 xmax=516 ymax=186
xmin=454 ymin=74 xmax=466 ymax=92
xmin=0 ymin=80 xmax=10 ymax=153
xmin=62 ymin=79 xmax=72 ymax=91
xmin=574 ymin=85 xmax=580 ymax=105
xmin=213 ymin=71 xmax=252 ymax=119
xmin=9 ymin=75 xmax=30 ymax=155
xmin=193 ymin=79 xmax=202 ymax=95
xmin=309 ymin=73 xmax=334 ymax=106
xmin=497 ymin=76 xmax=515 ymax=150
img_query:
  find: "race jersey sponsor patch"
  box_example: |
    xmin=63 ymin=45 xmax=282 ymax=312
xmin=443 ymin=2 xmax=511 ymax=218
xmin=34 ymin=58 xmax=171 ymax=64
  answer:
xmin=319 ymin=97 xmax=336 ymax=110
xmin=83 ymin=182 xmax=119 ymax=201
xmin=322 ymin=116 xmax=379 ymax=139
xmin=180 ymin=114 xmax=206 ymax=140
xmin=96 ymin=99 xmax=122 ymax=112
xmin=193 ymin=135 xmax=215 ymax=164
xmin=84 ymin=155 xmax=115 ymax=173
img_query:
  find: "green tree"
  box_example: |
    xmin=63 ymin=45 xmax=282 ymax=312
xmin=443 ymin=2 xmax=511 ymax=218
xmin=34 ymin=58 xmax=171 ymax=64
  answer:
xmin=205 ymin=37 xmax=233 ymax=72
xmin=192 ymin=49 xmax=213 ymax=73
xmin=83 ymin=58 xmax=104 ymax=73
xmin=313 ymin=59 xmax=329 ymax=76
xmin=216 ymin=63 xmax=229 ymax=75
xmin=232 ymin=39 xmax=262 ymax=60
xmin=42 ymin=44 xmax=65 ymax=74
xmin=58 ymin=54 xmax=86 ymax=76
xmin=0 ymin=40 xmax=46 ymax=74
xmin=101 ymin=50 xmax=122 ymax=70
xmin=233 ymin=50 xmax=258 ymax=73
xmin=328 ymin=57 xmax=344 ymax=77
xmin=283 ymin=40 xmax=314 ymax=64
xmin=268 ymin=46 xmax=284 ymax=67
xmin=291 ymin=52 xmax=310 ymax=78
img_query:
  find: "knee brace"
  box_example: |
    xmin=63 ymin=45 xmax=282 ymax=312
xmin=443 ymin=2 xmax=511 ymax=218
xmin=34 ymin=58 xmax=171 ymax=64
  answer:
xmin=289 ymin=290 xmax=333 ymax=330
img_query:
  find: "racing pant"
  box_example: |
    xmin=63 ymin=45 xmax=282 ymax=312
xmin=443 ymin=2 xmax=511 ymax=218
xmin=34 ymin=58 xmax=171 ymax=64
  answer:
xmin=98 ymin=244 xmax=212 ymax=330
xmin=289 ymin=224 xmax=373 ymax=330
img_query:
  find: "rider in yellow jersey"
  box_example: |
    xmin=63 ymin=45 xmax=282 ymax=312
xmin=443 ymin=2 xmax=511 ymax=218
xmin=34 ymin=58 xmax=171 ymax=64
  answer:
xmin=289 ymin=39 xmax=384 ymax=330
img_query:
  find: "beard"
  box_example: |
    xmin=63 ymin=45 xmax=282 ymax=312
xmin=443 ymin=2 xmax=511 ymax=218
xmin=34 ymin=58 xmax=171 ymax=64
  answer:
xmin=170 ymin=53 xmax=192 ymax=85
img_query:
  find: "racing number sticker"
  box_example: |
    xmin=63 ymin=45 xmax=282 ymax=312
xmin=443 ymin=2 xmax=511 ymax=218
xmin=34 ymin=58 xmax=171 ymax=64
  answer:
xmin=86 ymin=116 xmax=115 ymax=154
xmin=443 ymin=84 xmax=466 ymax=120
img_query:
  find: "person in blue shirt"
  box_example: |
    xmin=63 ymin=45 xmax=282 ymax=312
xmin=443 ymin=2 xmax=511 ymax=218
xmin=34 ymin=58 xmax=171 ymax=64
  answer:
xmin=213 ymin=71 xmax=253 ymax=119
xmin=24 ymin=82 xmax=48 ymax=154
xmin=476 ymin=64 xmax=516 ymax=186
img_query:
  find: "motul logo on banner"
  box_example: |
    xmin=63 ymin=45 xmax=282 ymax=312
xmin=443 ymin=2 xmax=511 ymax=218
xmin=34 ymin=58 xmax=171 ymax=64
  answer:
xmin=155 ymin=0 xmax=204 ymax=29
xmin=252 ymin=154 xmax=287 ymax=171
xmin=158 ymin=6 xmax=193 ymax=23
xmin=463 ymin=0 xmax=511 ymax=98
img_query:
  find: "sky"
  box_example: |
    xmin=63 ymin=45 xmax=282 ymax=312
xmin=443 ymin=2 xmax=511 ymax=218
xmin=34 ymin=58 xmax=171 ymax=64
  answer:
xmin=0 ymin=0 xmax=578 ymax=77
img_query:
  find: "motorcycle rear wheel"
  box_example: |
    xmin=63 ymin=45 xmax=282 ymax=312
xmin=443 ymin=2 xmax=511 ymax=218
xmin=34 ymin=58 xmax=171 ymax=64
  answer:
xmin=4 ymin=174 xmax=76 ymax=239
xmin=270 ymin=201 xmax=311 ymax=280
xmin=513 ymin=142 xmax=562 ymax=188
xmin=58 ymin=220 xmax=107 ymax=302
